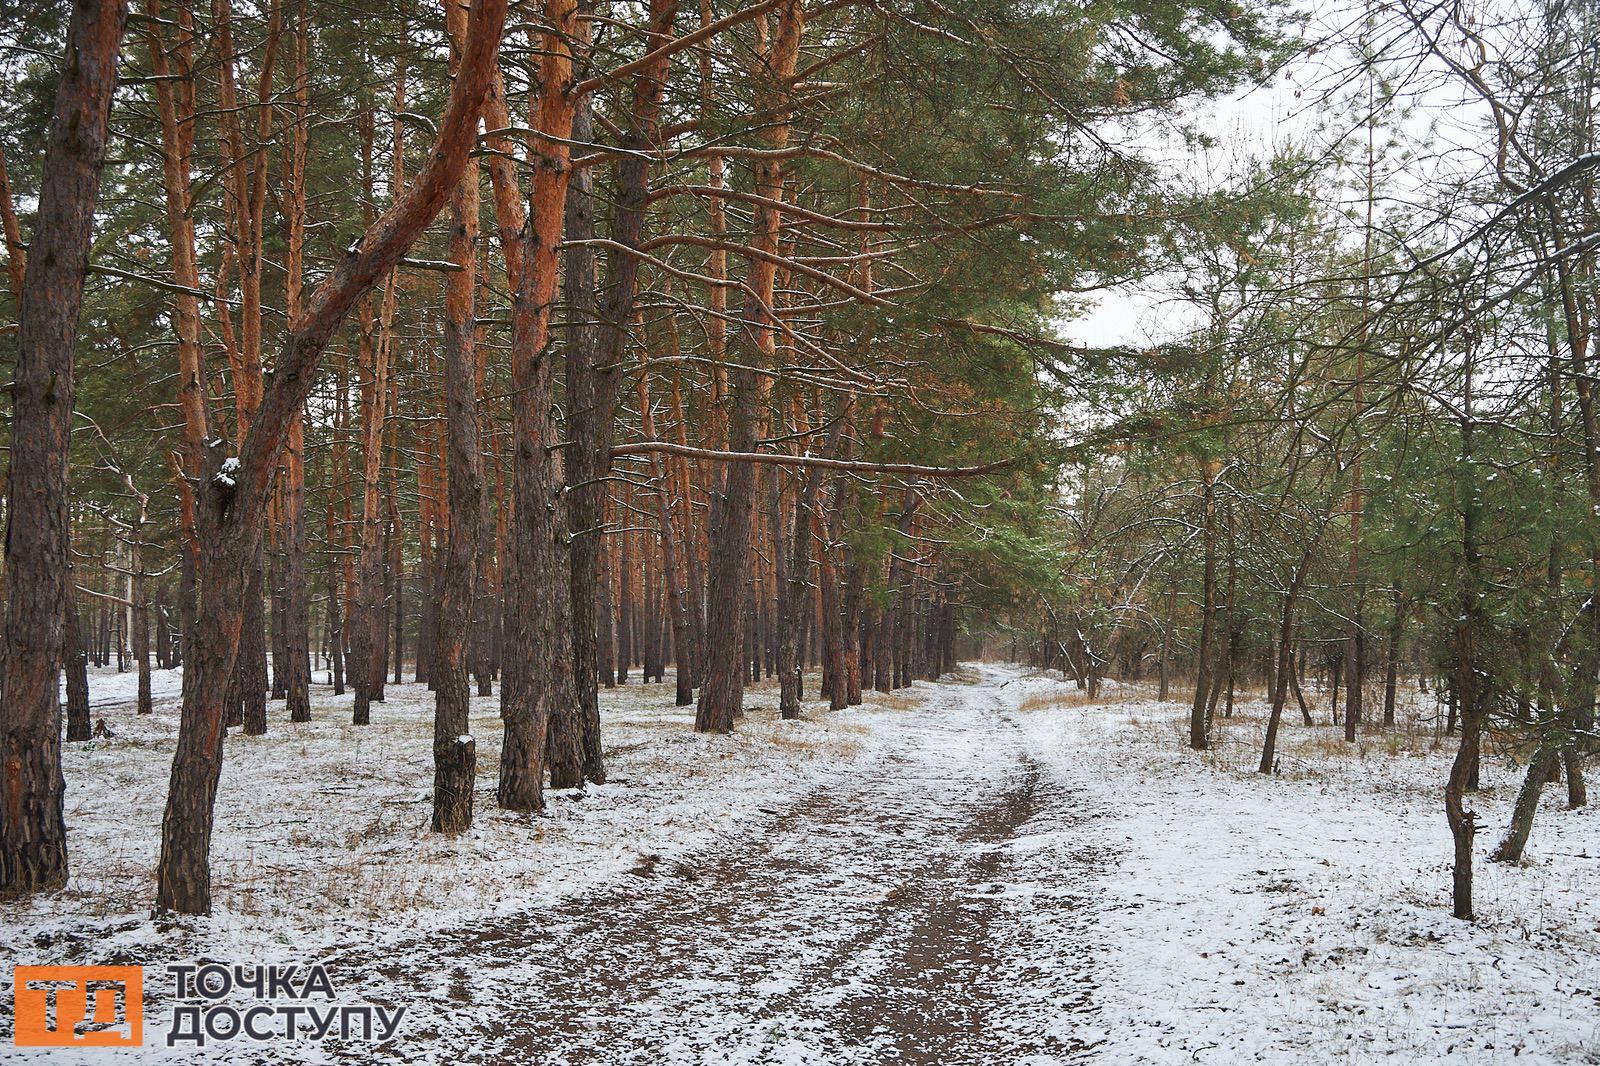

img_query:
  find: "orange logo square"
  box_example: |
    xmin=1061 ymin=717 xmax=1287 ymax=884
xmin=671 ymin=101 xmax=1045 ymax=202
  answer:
xmin=13 ymin=966 xmax=143 ymax=1047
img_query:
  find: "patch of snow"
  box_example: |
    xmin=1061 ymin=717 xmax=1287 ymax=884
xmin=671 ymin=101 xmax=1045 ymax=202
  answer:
xmin=998 ymin=666 xmax=1600 ymax=1062
xmin=6 ymin=666 xmax=903 ymax=1050
xmin=8 ymin=661 xmax=1596 ymax=1062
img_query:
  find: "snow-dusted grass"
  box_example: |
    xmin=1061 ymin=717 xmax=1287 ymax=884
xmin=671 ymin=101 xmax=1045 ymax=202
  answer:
xmin=3 ymin=665 xmax=892 ymax=968
xmin=7 ymin=663 xmax=1597 ymax=1062
xmin=1001 ymin=670 xmax=1600 ymax=1063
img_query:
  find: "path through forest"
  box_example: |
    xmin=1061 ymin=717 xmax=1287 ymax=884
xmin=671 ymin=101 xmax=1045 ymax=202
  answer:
xmin=319 ymin=666 xmax=1110 ymax=1064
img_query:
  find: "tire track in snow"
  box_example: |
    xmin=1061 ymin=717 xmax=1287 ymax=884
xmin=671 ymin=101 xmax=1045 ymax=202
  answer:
xmin=321 ymin=667 xmax=1108 ymax=1065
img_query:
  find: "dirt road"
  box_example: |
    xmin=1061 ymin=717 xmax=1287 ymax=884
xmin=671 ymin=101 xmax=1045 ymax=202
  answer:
xmin=327 ymin=666 xmax=1108 ymax=1065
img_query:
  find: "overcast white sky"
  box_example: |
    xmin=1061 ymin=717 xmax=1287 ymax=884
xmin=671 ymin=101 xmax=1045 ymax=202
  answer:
xmin=1057 ymin=0 xmax=1442 ymax=350
xmin=1060 ymin=64 xmax=1319 ymax=349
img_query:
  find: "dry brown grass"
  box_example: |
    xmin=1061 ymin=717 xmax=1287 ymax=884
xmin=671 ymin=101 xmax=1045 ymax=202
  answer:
xmin=766 ymin=731 xmax=864 ymax=759
xmin=1016 ymin=691 xmax=1086 ymax=712
xmin=1015 ymin=686 xmax=1134 ymax=712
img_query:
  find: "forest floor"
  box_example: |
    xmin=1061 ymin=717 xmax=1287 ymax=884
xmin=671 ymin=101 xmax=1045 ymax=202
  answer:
xmin=1005 ymin=671 xmax=1600 ymax=1063
xmin=2 ymin=664 xmax=1598 ymax=1063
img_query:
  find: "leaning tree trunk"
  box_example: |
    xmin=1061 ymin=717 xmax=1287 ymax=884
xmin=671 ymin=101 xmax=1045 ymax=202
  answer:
xmin=1260 ymin=530 xmax=1322 ymax=773
xmin=212 ymin=0 xmax=279 ymax=740
xmin=1492 ymin=739 xmax=1559 ymax=865
xmin=154 ymin=0 xmax=508 ymax=914
xmin=0 ymin=0 xmax=126 ymax=898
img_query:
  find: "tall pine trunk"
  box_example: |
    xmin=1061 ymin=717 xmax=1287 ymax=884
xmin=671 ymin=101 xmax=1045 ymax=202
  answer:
xmin=431 ymin=0 xmax=483 ymax=834
xmin=695 ymin=0 xmax=805 ymax=733
xmin=486 ymin=0 xmax=583 ymax=808
xmin=154 ymin=0 xmax=508 ymax=913
xmin=351 ymin=59 xmax=404 ymax=726
xmin=0 ymin=0 xmax=126 ymax=897
xmin=565 ymin=0 xmax=675 ymax=772
xmin=280 ymin=12 xmax=313 ymax=723
xmin=1447 ymin=355 xmax=1484 ymax=921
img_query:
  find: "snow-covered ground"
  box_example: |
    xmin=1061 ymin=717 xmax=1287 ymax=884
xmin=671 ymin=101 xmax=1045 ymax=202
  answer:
xmin=999 ymin=669 xmax=1600 ymax=1063
xmin=5 ymin=665 xmax=897 ymax=968
xmin=3 ymin=663 xmax=1597 ymax=1063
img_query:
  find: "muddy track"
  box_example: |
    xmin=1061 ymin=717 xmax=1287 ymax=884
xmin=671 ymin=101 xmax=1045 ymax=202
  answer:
xmin=315 ymin=677 xmax=1105 ymax=1064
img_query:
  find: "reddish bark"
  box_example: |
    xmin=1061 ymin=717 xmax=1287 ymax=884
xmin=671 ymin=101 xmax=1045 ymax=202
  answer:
xmin=489 ymin=0 xmax=583 ymax=810
xmin=279 ymin=0 xmax=313 ymax=724
xmin=432 ymin=0 xmax=484 ymax=834
xmin=154 ymin=0 xmax=509 ymax=914
xmin=0 ymin=146 xmax=25 ymax=296
xmin=639 ymin=336 xmax=698 ymax=706
xmin=0 ymin=0 xmax=127 ymax=898
xmin=696 ymin=0 xmax=806 ymax=733
xmin=566 ymin=0 xmax=679 ymax=781
xmin=351 ymin=59 xmax=406 ymax=725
